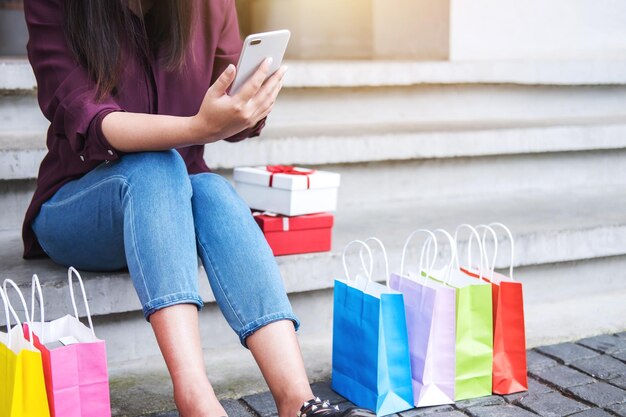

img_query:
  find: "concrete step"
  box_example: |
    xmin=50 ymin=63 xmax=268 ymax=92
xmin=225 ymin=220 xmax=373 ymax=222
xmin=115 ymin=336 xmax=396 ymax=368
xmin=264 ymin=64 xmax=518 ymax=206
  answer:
xmin=4 ymin=58 xmax=626 ymax=91
xmin=2 ymin=184 xmax=626 ymax=340
xmin=2 ymin=147 xmax=626 ymax=231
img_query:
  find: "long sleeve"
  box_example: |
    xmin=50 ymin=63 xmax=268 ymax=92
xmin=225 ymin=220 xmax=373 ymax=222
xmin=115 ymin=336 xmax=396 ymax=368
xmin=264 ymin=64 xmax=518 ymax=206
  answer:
xmin=24 ymin=0 xmax=123 ymax=163
xmin=211 ymin=0 xmax=266 ymax=143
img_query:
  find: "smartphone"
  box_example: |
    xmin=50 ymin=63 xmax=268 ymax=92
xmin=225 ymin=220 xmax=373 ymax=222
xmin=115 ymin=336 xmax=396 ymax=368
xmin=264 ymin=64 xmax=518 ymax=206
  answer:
xmin=230 ymin=29 xmax=291 ymax=96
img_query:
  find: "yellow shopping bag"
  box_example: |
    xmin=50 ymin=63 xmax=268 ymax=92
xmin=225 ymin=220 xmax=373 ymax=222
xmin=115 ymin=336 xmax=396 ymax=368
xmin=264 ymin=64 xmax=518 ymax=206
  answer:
xmin=1 ymin=279 xmax=50 ymax=417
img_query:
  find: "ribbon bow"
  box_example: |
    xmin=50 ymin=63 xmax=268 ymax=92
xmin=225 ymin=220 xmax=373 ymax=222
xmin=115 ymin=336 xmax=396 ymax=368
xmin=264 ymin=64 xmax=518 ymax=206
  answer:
xmin=266 ymin=165 xmax=316 ymax=189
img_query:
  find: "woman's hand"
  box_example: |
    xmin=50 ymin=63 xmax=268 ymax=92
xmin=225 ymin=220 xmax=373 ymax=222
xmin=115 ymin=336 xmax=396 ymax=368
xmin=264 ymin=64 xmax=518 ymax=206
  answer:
xmin=191 ymin=58 xmax=287 ymax=143
xmin=101 ymin=58 xmax=286 ymax=152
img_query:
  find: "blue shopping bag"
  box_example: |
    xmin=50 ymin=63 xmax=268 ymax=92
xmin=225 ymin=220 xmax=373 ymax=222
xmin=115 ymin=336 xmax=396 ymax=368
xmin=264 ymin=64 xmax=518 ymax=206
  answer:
xmin=332 ymin=240 xmax=413 ymax=416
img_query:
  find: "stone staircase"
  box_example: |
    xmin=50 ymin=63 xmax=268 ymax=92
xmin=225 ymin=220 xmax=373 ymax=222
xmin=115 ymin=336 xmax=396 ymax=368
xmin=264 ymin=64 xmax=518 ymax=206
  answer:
xmin=2 ymin=57 xmax=626 ymax=416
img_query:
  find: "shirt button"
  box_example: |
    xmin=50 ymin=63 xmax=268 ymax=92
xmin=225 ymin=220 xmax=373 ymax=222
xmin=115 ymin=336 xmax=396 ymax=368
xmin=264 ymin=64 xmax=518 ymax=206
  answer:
xmin=80 ymin=155 xmax=85 ymax=162
xmin=107 ymin=150 xmax=114 ymax=156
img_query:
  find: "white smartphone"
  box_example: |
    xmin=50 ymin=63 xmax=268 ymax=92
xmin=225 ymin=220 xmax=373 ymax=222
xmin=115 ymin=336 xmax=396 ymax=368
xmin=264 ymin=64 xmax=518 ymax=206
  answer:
xmin=230 ymin=29 xmax=291 ymax=96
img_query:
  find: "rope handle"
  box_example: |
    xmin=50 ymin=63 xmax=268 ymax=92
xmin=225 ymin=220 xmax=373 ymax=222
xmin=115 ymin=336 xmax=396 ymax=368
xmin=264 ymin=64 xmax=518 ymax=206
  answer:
xmin=68 ymin=267 xmax=95 ymax=336
xmin=3 ymin=279 xmax=34 ymax=347
xmin=490 ymin=222 xmax=515 ymax=280
xmin=342 ymin=240 xmax=374 ymax=284
xmin=30 ymin=274 xmax=46 ymax=341
xmin=359 ymin=237 xmax=390 ymax=288
xmin=0 ymin=286 xmax=21 ymax=348
xmin=400 ymin=229 xmax=438 ymax=279
xmin=453 ymin=224 xmax=485 ymax=281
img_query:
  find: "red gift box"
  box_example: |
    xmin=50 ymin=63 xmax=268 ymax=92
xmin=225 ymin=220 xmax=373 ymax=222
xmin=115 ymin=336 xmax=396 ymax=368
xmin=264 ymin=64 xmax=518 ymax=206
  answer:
xmin=253 ymin=212 xmax=334 ymax=256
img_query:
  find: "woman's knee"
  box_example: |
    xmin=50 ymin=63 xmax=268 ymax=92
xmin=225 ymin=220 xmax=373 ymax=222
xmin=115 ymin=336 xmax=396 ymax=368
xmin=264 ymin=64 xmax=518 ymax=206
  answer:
xmin=189 ymin=173 xmax=247 ymax=212
xmin=118 ymin=150 xmax=192 ymax=198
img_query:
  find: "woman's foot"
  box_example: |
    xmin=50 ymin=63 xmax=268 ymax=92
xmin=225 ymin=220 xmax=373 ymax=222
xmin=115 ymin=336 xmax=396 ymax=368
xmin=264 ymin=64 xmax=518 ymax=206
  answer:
xmin=297 ymin=398 xmax=376 ymax=417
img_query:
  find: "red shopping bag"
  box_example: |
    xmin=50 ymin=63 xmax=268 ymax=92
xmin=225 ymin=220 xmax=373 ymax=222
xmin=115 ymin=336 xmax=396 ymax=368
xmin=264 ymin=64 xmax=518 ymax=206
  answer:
xmin=461 ymin=223 xmax=527 ymax=395
xmin=24 ymin=268 xmax=111 ymax=417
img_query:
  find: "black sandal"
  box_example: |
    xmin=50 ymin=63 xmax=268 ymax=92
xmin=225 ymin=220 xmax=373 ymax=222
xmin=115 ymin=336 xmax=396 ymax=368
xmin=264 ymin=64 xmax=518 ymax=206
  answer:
xmin=297 ymin=397 xmax=375 ymax=417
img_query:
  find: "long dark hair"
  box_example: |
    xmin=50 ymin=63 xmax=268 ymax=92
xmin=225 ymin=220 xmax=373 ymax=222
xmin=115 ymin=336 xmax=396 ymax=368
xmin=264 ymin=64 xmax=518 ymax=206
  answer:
xmin=63 ymin=0 xmax=192 ymax=98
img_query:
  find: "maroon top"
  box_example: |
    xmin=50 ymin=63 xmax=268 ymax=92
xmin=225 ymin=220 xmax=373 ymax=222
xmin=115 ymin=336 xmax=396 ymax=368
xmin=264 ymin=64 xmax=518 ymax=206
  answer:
xmin=22 ymin=0 xmax=264 ymax=258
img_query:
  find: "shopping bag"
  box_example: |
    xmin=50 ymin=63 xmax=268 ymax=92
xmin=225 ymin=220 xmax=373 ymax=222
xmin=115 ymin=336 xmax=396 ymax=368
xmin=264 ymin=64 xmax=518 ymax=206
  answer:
xmin=442 ymin=224 xmax=493 ymax=400
xmin=1 ymin=279 xmax=50 ymax=417
xmin=461 ymin=223 xmax=527 ymax=395
xmin=24 ymin=268 xmax=111 ymax=417
xmin=388 ymin=229 xmax=456 ymax=407
xmin=332 ymin=239 xmax=413 ymax=416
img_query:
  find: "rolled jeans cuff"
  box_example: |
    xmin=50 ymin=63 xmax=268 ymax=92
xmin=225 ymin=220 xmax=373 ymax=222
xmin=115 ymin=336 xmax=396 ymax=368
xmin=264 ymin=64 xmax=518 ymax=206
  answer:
xmin=239 ymin=312 xmax=301 ymax=348
xmin=143 ymin=292 xmax=204 ymax=320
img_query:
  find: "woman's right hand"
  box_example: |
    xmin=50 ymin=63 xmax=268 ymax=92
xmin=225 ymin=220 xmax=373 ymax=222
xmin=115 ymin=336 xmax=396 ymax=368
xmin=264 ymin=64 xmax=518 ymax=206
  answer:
xmin=191 ymin=58 xmax=287 ymax=143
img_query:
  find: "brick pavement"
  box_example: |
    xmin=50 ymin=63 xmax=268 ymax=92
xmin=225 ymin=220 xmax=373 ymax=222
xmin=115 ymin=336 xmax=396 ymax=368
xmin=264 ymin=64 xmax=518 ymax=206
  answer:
xmin=142 ymin=333 xmax=626 ymax=417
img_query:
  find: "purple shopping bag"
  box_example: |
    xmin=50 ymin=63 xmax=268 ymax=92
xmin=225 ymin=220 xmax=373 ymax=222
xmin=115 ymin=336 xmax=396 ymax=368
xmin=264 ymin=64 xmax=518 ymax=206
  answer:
xmin=389 ymin=229 xmax=456 ymax=407
xmin=24 ymin=268 xmax=111 ymax=417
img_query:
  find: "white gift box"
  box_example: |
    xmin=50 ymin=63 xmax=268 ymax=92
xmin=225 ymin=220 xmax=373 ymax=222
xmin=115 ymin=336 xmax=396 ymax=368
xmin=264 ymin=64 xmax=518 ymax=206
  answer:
xmin=234 ymin=166 xmax=340 ymax=216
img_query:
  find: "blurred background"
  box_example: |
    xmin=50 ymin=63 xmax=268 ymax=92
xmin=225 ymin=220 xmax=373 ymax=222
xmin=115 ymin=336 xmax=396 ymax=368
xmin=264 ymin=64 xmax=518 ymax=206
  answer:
xmin=2 ymin=1 xmax=626 ymax=415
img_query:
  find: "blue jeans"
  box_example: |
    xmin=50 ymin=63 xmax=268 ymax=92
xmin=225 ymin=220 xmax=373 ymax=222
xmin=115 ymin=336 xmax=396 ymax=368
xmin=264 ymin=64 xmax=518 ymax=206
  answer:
xmin=32 ymin=150 xmax=299 ymax=346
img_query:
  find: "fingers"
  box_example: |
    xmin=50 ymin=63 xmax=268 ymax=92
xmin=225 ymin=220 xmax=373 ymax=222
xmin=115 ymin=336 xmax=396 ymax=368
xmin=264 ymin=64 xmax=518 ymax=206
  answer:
xmin=235 ymin=58 xmax=272 ymax=102
xmin=208 ymin=64 xmax=236 ymax=97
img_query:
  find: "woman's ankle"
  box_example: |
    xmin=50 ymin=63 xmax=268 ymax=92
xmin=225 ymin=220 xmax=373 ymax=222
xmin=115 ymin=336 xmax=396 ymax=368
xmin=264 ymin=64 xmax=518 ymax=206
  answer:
xmin=173 ymin=377 xmax=226 ymax=417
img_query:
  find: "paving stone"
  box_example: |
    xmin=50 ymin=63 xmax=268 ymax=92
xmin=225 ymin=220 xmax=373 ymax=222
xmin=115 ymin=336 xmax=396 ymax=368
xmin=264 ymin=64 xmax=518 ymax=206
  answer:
xmin=607 ymin=402 xmax=626 ymax=416
xmin=609 ymin=375 xmax=626 ymax=390
xmin=616 ymin=332 xmax=626 ymax=339
xmin=578 ymin=335 xmax=626 ymax=355
xmin=222 ymin=399 xmax=256 ymax=417
xmin=504 ymin=378 xmax=553 ymax=404
xmin=399 ymin=404 xmax=456 ymax=416
xmin=242 ymin=391 xmax=277 ymax=417
xmin=535 ymin=342 xmax=599 ymax=365
xmin=514 ymin=391 xmax=588 ymax=417
xmin=142 ymin=413 xmax=178 ymax=417
xmin=465 ymin=405 xmax=537 ymax=417
xmin=613 ymin=350 xmax=626 ymax=363
xmin=571 ymin=355 xmax=626 ymax=380
xmin=311 ymin=381 xmax=348 ymax=405
xmin=526 ymin=350 xmax=558 ymax=373
xmin=421 ymin=412 xmax=468 ymax=417
xmin=568 ymin=409 xmax=615 ymax=417
xmin=566 ymin=382 xmax=626 ymax=407
xmin=456 ymin=396 xmax=505 ymax=410
xmin=531 ymin=364 xmax=595 ymax=388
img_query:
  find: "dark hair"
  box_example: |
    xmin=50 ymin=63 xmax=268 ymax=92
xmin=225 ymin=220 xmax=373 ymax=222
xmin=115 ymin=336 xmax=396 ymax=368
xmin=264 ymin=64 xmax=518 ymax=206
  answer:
xmin=63 ymin=0 xmax=192 ymax=98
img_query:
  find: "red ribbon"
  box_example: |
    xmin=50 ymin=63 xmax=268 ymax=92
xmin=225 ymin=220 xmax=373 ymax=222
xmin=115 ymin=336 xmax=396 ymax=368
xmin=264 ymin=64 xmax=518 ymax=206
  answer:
xmin=266 ymin=165 xmax=316 ymax=189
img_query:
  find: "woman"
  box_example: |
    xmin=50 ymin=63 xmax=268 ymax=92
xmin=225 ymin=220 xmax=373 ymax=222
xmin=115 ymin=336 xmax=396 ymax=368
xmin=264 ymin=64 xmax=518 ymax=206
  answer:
xmin=21 ymin=1 xmax=374 ymax=417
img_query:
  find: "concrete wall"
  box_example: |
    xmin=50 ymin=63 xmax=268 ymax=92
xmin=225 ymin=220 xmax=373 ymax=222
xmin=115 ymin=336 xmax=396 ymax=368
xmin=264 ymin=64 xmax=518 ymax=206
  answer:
xmin=450 ymin=0 xmax=626 ymax=60
xmin=241 ymin=0 xmax=626 ymax=60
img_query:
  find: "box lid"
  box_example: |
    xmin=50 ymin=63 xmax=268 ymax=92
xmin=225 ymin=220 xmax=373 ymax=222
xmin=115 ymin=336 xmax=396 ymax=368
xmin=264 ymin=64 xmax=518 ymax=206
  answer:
xmin=234 ymin=166 xmax=341 ymax=190
xmin=253 ymin=212 xmax=334 ymax=232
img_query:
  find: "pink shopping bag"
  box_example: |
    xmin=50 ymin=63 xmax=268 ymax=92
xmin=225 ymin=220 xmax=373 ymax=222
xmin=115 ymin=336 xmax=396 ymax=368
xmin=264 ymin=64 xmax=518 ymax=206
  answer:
xmin=24 ymin=268 xmax=111 ymax=417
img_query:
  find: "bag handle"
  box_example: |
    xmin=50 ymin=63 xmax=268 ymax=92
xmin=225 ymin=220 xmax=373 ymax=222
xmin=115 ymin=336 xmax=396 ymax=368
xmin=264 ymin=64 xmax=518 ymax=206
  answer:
xmin=418 ymin=237 xmax=436 ymax=283
xmin=433 ymin=228 xmax=457 ymax=285
xmin=453 ymin=224 xmax=484 ymax=281
xmin=342 ymin=240 xmax=373 ymax=284
xmin=68 ymin=267 xmax=95 ymax=336
xmin=30 ymin=274 xmax=46 ymax=341
xmin=489 ymin=222 xmax=515 ymax=280
xmin=473 ymin=224 xmax=498 ymax=279
xmin=1 ymin=287 xmax=21 ymax=348
xmin=359 ymin=237 xmax=390 ymax=288
xmin=400 ymin=229 xmax=437 ymax=278
xmin=3 ymin=279 xmax=34 ymax=347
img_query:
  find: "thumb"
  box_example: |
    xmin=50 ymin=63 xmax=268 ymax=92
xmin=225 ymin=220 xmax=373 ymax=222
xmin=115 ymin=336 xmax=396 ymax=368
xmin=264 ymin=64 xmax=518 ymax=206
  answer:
xmin=209 ymin=64 xmax=236 ymax=96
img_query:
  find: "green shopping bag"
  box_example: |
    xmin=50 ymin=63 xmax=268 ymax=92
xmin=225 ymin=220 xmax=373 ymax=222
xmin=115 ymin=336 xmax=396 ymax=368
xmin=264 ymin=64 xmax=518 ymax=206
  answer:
xmin=451 ymin=224 xmax=493 ymax=400
xmin=423 ymin=225 xmax=493 ymax=401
